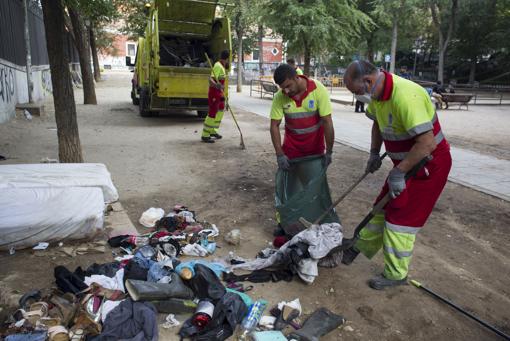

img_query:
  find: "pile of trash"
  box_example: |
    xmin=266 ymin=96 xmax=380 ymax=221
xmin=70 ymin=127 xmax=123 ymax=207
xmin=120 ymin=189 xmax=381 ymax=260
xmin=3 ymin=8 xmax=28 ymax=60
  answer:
xmin=1 ymin=205 xmax=346 ymax=341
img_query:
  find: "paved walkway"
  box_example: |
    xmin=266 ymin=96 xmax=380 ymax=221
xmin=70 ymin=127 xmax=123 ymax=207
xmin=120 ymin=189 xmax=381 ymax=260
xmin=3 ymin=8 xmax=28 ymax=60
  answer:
xmin=230 ymin=86 xmax=510 ymax=202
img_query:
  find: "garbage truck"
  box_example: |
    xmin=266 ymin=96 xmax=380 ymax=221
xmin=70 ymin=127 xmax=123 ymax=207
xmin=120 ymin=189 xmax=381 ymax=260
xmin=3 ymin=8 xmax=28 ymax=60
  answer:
xmin=128 ymin=0 xmax=231 ymax=117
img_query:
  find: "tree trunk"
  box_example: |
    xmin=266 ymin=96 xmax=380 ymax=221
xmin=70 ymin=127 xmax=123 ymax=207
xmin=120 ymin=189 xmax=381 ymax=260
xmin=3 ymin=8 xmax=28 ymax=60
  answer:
xmin=468 ymin=57 xmax=476 ymax=84
xmin=68 ymin=6 xmax=97 ymax=104
xmin=430 ymin=0 xmax=458 ymax=83
xmin=437 ymin=32 xmax=445 ymax=83
xmin=236 ymin=28 xmax=243 ymax=93
xmin=303 ymin=42 xmax=311 ymax=76
xmin=366 ymin=34 xmax=374 ymax=63
xmin=89 ymin=24 xmax=101 ymax=82
xmin=41 ymin=0 xmax=83 ymax=163
xmin=390 ymin=18 xmax=397 ymax=74
xmin=258 ymin=24 xmax=263 ymax=77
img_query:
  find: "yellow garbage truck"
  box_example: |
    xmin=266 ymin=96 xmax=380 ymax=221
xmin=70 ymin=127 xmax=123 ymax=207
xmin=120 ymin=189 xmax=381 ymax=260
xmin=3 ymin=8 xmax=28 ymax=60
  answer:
xmin=128 ymin=0 xmax=231 ymax=117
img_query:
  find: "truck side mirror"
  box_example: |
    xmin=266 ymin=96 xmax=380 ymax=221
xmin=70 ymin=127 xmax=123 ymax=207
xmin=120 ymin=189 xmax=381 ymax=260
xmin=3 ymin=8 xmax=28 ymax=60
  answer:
xmin=126 ymin=56 xmax=134 ymax=67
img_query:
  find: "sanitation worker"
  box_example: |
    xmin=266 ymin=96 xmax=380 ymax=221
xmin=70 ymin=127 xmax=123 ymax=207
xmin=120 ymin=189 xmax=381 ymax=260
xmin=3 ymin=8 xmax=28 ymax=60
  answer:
xmin=286 ymin=58 xmax=304 ymax=75
xmin=270 ymin=63 xmax=337 ymax=236
xmin=202 ymin=50 xmax=229 ymax=143
xmin=342 ymin=60 xmax=452 ymax=290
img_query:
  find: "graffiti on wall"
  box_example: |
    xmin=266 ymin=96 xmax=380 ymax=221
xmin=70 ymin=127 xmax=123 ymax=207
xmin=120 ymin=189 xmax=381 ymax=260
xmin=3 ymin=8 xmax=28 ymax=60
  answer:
xmin=0 ymin=65 xmax=15 ymax=104
xmin=41 ymin=69 xmax=52 ymax=93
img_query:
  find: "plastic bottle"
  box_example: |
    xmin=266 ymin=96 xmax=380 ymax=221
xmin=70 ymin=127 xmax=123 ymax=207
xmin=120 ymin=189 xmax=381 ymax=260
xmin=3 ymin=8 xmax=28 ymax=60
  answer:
xmin=237 ymin=300 xmax=268 ymax=340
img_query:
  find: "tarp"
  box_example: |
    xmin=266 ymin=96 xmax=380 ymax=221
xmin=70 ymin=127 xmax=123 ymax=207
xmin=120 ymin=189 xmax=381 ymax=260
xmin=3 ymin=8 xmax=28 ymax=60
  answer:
xmin=275 ymin=155 xmax=340 ymax=236
xmin=0 ymin=187 xmax=105 ymax=250
xmin=0 ymin=163 xmax=119 ymax=203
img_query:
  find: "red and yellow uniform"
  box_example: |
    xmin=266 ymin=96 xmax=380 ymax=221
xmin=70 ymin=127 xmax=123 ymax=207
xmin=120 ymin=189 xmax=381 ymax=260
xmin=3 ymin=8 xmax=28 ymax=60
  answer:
xmin=270 ymin=76 xmax=331 ymax=159
xmin=202 ymin=61 xmax=227 ymax=138
xmin=357 ymin=71 xmax=452 ymax=280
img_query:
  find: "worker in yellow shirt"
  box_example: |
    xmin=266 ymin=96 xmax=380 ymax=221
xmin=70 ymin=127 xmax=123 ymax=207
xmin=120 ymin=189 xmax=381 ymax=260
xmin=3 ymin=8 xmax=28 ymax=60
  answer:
xmin=287 ymin=58 xmax=304 ymax=76
xmin=202 ymin=50 xmax=229 ymax=143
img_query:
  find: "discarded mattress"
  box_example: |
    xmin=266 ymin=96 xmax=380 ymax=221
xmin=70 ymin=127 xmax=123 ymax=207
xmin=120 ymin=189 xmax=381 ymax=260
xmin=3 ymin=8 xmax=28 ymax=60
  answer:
xmin=0 ymin=187 xmax=105 ymax=250
xmin=0 ymin=163 xmax=119 ymax=203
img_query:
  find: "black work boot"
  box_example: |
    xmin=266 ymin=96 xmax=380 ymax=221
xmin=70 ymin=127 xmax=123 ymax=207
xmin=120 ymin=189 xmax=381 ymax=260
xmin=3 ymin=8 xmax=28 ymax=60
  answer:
xmin=341 ymin=244 xmax=360 ymax=265
xmin=210 ymin=133 xmax=222 ymax=139
xmin=288 ymin=307 xmax=345 ymax=341
xmin=201 ymin=136 xmax=215 ymax=143
xmin=368 ymin=274 xmax=407 ymax=290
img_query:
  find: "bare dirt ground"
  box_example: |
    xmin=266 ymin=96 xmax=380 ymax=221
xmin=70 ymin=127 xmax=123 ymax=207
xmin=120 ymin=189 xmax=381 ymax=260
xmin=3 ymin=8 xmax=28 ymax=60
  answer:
xmin=1 ymin=71 xmax=509 ymax=340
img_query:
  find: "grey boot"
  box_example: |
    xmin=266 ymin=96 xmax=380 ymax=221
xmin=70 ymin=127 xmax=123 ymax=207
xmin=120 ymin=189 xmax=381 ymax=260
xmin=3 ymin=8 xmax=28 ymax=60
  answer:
xmin=288 ymin=308 xmax=345 ymax=341
xmin=368 ymin=274 xmax=407 ymax=290
xmin=150 ymin=298 xmax=197 ymax=314
xmin=125 ymin=273 xmax=194 ymax=301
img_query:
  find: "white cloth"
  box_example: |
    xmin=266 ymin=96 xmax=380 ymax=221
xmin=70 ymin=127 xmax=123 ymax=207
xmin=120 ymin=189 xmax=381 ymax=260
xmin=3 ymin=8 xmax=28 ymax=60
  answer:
xmin=0 ymin=187 xmax=105 ymax=250
xmin=84 ymin=268 xmax=125 ymax=293
xmin=101 ymin=300 xmax=123 ymax=323
xmin=231 ymin=223 xmax=343 ymax=284
xmin=182 ymin=243 xmax=208 ymax=257
xmin=0 ymin=163 xmax=118 ymax=203
xmin=139 ymin=208 xmax=165 ymax=228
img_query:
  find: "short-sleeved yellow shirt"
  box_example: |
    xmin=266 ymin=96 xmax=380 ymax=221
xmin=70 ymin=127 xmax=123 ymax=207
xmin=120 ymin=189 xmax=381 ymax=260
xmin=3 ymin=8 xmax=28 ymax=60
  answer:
xmin=212 ymin=61 xmax=226 ymax=81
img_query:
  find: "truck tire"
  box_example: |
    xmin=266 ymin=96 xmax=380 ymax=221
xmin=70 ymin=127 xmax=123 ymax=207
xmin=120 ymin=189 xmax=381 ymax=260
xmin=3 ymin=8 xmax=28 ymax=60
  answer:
xmin=131 ymin=85 xmax=140 ymax=105
xmin=139 ymin=88 xmax=151 ymax=117
xmin=197 ymin=110 xmax=208 ymax=118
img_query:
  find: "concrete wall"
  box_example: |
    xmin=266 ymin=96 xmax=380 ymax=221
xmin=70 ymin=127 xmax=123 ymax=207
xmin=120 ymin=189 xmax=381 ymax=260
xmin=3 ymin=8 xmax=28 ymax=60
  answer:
xmin=0 ymin=58 xmax=51 ymax=123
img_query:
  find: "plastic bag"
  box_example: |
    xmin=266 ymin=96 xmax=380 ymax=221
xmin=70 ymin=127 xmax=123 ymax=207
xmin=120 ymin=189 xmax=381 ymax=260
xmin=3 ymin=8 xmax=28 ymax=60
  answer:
xmin=275 ymin=155 xmax=340 ymax=236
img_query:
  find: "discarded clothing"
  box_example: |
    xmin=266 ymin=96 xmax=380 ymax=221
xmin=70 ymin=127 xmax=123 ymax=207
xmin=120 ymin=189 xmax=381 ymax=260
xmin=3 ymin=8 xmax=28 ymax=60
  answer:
xmin=91 ymin=298 xmax=158 ymax=341
xmin=223 ymin=269 xmax=293 ymax=283
xmin=85 ymin=262 xmax=121 ymax=278
xmin=139 ymin=208 xmax=165 ymax=228
xmin=231 ymin=223 xmax=343 ymax=283
xmin=84 ymin=268 xmax=125 ymax=293
xmin=175 ymin=260 xmax=226 ymax=278
xmin=123 ymin=258 xmax=150 ymax=283
xmin=179 ymin=292 xmax=248 ymax=341
xmin=182 ymin=243 xmax=208 ymax=257
xmin=155 ymin=216 xmax=186 ymax=232
xmin=5 ymin=332 xmax=47 ymax=341
xmin=186 ymin=264 xmax=226 ymax=302
xmin=147 ymin=262 xmax=172 ymax=283
xmin=101 ymin=300 xmax=123 ymax=323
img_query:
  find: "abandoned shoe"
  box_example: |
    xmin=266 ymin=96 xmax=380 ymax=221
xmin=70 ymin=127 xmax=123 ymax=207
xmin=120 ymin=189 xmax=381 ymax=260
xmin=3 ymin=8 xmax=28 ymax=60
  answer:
xmin=210 ymin=133 xmax=222 ymax=139
xmin=368 ymin=274 xmax=407 ymax=290
xmin=288 ymin=307 xmax=345 ymax=341
xmin=201 ymin=136 xmax=215 ymax=143
xmin=341 ymin=244 xmax=360 ymax=265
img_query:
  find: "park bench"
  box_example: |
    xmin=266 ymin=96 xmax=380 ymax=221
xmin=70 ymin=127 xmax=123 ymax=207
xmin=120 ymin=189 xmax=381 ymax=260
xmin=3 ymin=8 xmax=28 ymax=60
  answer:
xmin=442 ymin=93 xmax=473 ymax=110
xmin=250 ymin=79 xmax=278 ymax=99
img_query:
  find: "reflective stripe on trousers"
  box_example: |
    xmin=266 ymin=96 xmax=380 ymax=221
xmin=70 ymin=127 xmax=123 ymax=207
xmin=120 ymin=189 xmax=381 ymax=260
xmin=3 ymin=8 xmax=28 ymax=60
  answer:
xmin=355 ymin=213 xmax=420 ymax=280
xmin=202 ymin=110 xmax=224 ymax=137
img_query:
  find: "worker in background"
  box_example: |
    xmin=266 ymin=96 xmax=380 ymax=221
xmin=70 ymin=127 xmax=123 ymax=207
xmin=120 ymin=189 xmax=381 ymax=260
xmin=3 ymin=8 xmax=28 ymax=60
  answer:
xmin=269 ymin=64 xmax=335 ymax=234
xmin=287 ymin=58 xmax=304 ymax=75
xmin=202 ymin=50 xmax=230 ymax=143
xmin=342 ymin=60 xmax=452 ymax=290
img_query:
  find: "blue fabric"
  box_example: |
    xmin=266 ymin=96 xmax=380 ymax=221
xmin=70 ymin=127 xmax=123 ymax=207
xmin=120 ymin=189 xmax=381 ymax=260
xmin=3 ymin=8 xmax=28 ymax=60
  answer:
xmin=175 ymin=260 xmax=226 ymax=278
xmin=147 ymin=262 xmax=172 ymax=282
xmin=133 ymin=253 xmax=156 ymax=270
xmin=5 ymin=332 xmax=47 ymax=341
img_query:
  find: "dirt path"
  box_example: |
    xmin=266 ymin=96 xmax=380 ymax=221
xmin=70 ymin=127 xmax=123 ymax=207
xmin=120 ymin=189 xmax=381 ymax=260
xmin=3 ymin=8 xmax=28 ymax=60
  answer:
xmin=1 ymin=71 xmax=509 ymax=340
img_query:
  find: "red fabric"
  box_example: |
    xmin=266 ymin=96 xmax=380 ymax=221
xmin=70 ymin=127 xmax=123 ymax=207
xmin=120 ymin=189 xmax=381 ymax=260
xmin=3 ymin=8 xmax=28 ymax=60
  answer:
xmin=282 ymin=77 xmax=324 ymax=159
xmin=273 ymin=236 xmax=288 ymax=248
xmin=208 ymin=79 xmax=225 ymax=118
xmin=380 ymin=71 xmax=394 ymax=101
xmin=376 ymin=146 xmax=452 ymax=228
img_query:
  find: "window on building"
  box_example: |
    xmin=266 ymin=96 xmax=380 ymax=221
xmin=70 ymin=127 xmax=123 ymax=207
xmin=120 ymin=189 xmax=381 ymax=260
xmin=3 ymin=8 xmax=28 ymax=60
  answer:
xmin=127 ymin=43 xmax=136 ymax=57
xmin=252 ymin=49 xmax=259 ymax=62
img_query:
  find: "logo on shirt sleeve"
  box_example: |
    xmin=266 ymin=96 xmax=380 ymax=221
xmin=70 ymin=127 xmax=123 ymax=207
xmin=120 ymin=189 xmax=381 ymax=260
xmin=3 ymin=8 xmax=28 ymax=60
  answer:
xmin=308 ymin=100 xmax=315 ymax=109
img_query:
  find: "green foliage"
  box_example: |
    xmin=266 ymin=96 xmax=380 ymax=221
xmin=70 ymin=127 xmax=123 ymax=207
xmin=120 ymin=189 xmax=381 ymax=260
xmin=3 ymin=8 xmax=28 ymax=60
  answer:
xmin=225 ymin=0 xmax=260 ymax=59
xmin=117 ymin=0 xmax=150 ymax=38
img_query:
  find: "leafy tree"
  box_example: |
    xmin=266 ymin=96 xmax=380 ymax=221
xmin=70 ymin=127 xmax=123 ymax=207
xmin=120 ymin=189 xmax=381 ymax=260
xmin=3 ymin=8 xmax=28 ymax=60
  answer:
xmin=262 ymin=0 xmax=372 ymax=75
xmin=428 ymin=0 xmax=459 ymax=83
xmin=41 ymin=0 xmax=84 ymax=162
xmin=117 ymin=0 xmax=150 ymax=38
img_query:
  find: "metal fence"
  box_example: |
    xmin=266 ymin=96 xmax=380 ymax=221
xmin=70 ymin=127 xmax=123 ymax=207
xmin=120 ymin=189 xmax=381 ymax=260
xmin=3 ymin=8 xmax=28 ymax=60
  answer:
xmin=0 ymin=0 xmax=78 ymax=67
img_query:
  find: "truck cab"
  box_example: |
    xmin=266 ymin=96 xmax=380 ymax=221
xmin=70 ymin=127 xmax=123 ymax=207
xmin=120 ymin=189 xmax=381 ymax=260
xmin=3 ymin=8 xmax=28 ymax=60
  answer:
xmin=129 ymin=0 xmax=231 ymax=117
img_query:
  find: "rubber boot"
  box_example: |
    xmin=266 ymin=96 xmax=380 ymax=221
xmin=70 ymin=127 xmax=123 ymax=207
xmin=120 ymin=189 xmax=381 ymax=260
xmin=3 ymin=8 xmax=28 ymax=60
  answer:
xmin=125 ymin=273 xmax=194 ymax=301
xmin=150 ymin=298 xmax=197 ymax=314
xmin=368 ymin=274 xmax=407 ymax=290
xmin=288 ymin=308 xmax=345 ymax=341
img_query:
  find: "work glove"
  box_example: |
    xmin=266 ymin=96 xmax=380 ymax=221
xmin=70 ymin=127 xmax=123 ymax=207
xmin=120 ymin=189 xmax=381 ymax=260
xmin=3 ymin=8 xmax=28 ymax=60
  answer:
xmin=323 ymin=150 xmax=333 ymax=168
xmin=366 ymin=150 xmax=382 ymax=174
xmin=277 ymin=154 xmax=291 ymax=171
xmin=215 ymin=83 xmax=224 ymax=91
xmin=387 ymin=167 xmax=406 ymax=199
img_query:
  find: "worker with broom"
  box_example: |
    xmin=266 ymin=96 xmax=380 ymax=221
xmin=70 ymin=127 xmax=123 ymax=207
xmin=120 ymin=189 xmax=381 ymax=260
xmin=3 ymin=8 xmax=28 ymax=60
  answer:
xmin=342 ymin=60 xmax=452 ymax=290
xmin=201 ymin=50 xmax=230 ymax=143
xmin=270 ymin=63 xmax=338 ymax=236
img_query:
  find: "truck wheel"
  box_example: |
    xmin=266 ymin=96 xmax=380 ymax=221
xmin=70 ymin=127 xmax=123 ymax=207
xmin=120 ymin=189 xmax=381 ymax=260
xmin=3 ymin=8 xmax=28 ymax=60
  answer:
xmin=131 ymin=85 xmax=140 ymax=105
xmin=139 ymin=88 xmax=151 ymax=117
xmin=197 ymin=110 xmax=208 ymax=118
